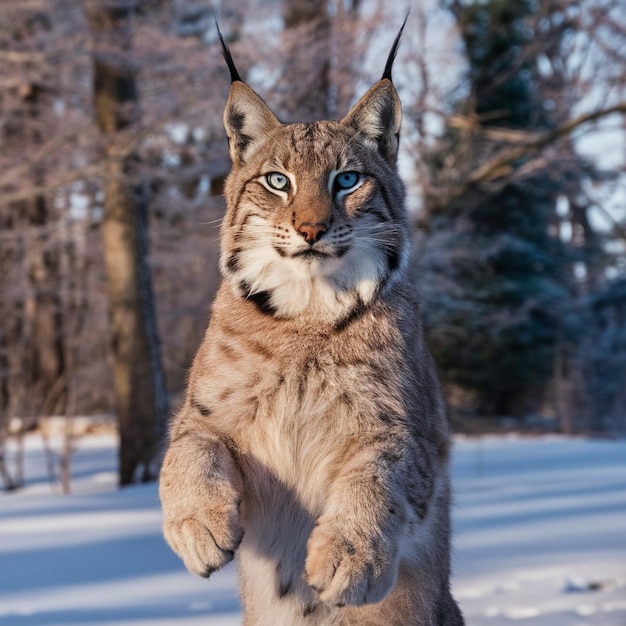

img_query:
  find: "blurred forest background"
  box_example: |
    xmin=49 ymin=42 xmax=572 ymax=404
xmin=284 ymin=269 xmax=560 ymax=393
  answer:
xmin=1 ymin=0 xmax=625 ymax=487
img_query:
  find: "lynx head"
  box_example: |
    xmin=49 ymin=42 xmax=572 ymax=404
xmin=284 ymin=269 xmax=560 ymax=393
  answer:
xmin=217 ymin=24 xmax=409 ymax=326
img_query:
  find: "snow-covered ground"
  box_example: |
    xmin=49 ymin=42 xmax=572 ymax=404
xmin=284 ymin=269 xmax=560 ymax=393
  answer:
xmin=452 ymin=436 xmax=626 ymax=625
xmin=0 ymin=434 xmax=624 ymax=626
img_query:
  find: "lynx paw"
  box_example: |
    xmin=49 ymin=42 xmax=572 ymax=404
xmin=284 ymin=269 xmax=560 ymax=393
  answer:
xmin=304 ymin=516 xmax=398 ymax=607
xmin=161 ymin=490 xmax=243 ymax=577
xmin=164 ymin=511 xmax=243 ymax=577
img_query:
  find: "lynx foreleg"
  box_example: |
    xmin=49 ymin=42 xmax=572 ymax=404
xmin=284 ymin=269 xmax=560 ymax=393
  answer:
xmin=159 ymin=427 xmax=244 ymax=577
xmin=305 ymin=438 xmax=428 ymax=607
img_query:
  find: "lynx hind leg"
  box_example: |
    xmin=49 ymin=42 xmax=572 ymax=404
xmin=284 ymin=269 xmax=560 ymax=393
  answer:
xmin=159 ymin=434 xmax=244 ymax=577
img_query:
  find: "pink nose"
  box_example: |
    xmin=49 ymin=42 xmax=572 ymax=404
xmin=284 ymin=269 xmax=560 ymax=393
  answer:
xmin=297 ymin=222 xmax=328 ymax=244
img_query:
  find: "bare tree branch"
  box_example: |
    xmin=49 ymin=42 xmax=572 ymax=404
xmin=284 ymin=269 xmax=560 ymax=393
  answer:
xmin=447 ymin=102 xmax=626 ymax=201
xmin=0 ymin=92 xmax=209 ymax=207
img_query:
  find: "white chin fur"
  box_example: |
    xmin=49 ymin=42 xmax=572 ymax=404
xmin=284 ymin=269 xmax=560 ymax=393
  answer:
xmin=229 ymin=240 xmax=392 ymax=322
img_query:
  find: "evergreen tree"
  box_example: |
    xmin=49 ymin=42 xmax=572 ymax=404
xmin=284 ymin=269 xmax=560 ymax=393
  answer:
xmin=414 ymin=0 xmax=578 ymax=417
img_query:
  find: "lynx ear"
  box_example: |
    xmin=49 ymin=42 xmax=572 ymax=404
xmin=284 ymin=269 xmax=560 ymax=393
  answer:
xmin=341 ymin=18 xmax=405 ymax=165
xmin=341 ymin=80 xmax=402 ymax=165
xmin=224 ymin=82 xmax=280 ymax=164
xmin=216 ymin=21 xmax=280 ymax=164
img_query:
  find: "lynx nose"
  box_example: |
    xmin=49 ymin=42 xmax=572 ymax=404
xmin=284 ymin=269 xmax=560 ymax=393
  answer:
xmin=297 ymin=222 xmax=328 ymax=244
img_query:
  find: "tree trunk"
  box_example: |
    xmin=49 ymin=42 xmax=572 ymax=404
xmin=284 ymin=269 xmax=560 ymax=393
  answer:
xmin=0 ymin=7 xmax=66 ymax=424
xmin=86 ymin=0 xmax=168 ymax=485
xmin=281 ymin=0 xmax=332 ymax=121
xmin=24 ymin=189 xmax=66 ymax=417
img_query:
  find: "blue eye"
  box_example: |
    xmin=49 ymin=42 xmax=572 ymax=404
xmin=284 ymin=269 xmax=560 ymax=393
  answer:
xmin=266 ymin=172 xmax=290 ymax=191
xmin=335 ymin=171 xmax=360 ymax=191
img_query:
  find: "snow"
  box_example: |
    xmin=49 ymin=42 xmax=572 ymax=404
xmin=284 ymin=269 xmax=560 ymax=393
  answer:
xmin=452 ymin=436 xmax=626 ymax=625
xmin=1 ymin=434 xmax=625 ymax=625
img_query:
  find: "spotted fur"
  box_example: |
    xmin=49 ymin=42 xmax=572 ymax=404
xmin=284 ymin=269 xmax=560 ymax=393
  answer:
xmin=159 ymin=25 xmax=463 ymax=626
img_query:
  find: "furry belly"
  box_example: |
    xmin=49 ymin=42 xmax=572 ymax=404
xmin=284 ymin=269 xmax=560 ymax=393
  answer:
xmin=236 ymin=473 xmax=329 ymax=626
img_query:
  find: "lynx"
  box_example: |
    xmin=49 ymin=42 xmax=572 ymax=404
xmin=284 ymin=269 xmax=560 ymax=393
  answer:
xmin=159 ymin=23 xmax=464 ymax=626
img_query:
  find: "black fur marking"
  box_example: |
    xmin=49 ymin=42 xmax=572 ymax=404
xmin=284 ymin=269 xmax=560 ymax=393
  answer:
xmin=247 ymin=290 xmax=277 ymax=315
xmin=192 ymin=399 xmax=212 ymax=417
xmin=376 ymin=410 xmax=394 ymax=425
xmin=333 ymin=296 xmax=368 ymax=333
xmin=228 ymin=109 xmax=245 ymax=133
xmin=340 ymin=392 xmax=355 ymax=409
xmin=215 ymin=20 xmax=242 ymax=83
xmin=228 ymin=108 xmax=252 ymax=156
xmin=376 ymin=101 xmax=396 ymax=158
xmin=376 ymin=135 xmax=388 ymax=160
xmin=226 ymin=250 xmax=241 ymax=272
xmin=293 ymin=249 xmax=331 ymax=260
xmin=297 ymin=373 xmax=307 ymax=403
xmin=386 ymin=245 xmax=401 ymax=272
xmin=278 ymin=580 xmax=292 ymax=598
xmin=302 ymin=603 xmax=317 ymax=617
xmin=239 ymin=281 xmax=277 ymax=315
xmin=381 ymin=14 xmax=409 ymax=82
xmin=335 ymin=244 xmax=350 ymax=258
xmin=407 ymin=493 xmax=429 ymax=521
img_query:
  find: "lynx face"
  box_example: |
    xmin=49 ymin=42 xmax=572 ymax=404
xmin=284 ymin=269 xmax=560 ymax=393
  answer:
xmin=219 ymin=77 xmax=410 ymax=324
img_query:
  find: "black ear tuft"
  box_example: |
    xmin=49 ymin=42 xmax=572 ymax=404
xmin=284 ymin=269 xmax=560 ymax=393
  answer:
xmin=215 ymin=19 xmax=242 ymax=83
xmin=381 ymin=13 xmax=409 ymax=82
